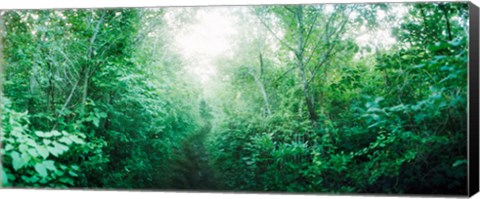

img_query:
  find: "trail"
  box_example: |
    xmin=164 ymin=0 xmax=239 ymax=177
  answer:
xmin=169 ymin=124 xmax=216 ymax=190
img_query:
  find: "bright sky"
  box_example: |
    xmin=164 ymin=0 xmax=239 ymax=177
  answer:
xmin=166 ymin=4 xmax=408 ymax=84
xmin=167 ymin=7 xmax=239 ymax=85
xmin=353 ymin=3 xmax=408 ymax=58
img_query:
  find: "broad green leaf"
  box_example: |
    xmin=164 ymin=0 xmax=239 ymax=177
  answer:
xmin=26 ymin=139 xmax=37 ymax=147
xmin=37 ymin=146 xmax=49 ymax=159
xmin=34 ymin=163 xmax=48 ymax=178
xmin=53 ymin=142 xmax=69 ymax=153
xmin=47 ymin=146 xmax=60 ymax=157
xmin=21 ymin=175 xmax=31 ymax=183
xmin=35 ymin=131 xmax=45 ymax=137
xmin=11 ymin=151 xmax=26 ymax=171
xmin=51 ymin=130 xmax=62 ymax=136
xmin=55 ymin=170 xmax=65 ymax=176
xmin=68 ymin=171 xmax=78 ymax=177
xmin=58 ymin=137 xmax=73 ymax=145
xmin=21 ymin=153 xmax=31 ymax=164
xmin=92 ymin=117 xmax=100 ymax=127
xmin=1 ymin=169 xmax=8 ymax=185
xmin=98 ymin=112 xmax=107 ymax=118
xmin=43 ymin=160 xmax=56 ymax=171
xmin=43 ymin=139 xmax=52 ymax=145
xmin=27 ymin=148 xmax=39 ymax=157
xmin=59 ymin=177 xmax=74 ymax=185
xmin=11 ymin=127 xmax=23 ymax=137
xmin=69 ymin=135 xmax=85 ymax=144
xmin=4 ymin=144 xmax=14 ymax=151
xmin=48 ymin=142 xmax=69 ymax=157
xmin=18 ymin=144 xmax=28 ymax=152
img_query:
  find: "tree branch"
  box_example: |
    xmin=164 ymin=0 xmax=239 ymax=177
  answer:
xmin=308 ymin=17 xmax=348 ymax=84
xmin=255 ymin=12 xmax=296 ymax=53
xmin=274 ymin=66 xmax=297 ymax=85
xmin=303 ymin=11 xmax=320 ymax=49
xmin=304 ymin=11 xmax=337 ymax=67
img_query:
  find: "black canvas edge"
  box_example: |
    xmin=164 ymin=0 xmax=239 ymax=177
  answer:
xmin=469 ymin=1 xmax=480 ymax=197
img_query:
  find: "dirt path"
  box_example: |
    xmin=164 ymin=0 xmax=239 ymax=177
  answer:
xmin=169 ymin=124 xmax=216 ymax=190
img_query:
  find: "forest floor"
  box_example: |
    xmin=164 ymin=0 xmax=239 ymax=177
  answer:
xmin=169 ymin=124 xmax=216 ymax=190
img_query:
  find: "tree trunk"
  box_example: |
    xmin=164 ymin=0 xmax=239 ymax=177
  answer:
xmin=256 ymin=52 xmax=272 ymax=116
xmin=295 ymin=5 xmax=318 ymax=124
xmin=81 ymin=13 xmax=104 ymax=115
xmin=80 ymin=66 xmax=89 ymax=115
xmin=440 ymin=4 xmax=453 ymax=40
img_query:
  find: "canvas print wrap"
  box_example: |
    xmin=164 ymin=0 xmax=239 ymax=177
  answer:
xmin=0 ymin=2 xmax=470 ymax=195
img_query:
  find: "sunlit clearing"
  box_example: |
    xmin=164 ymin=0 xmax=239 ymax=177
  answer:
xmin=171 ymin=8 xmax=238 ymax=85
xmin=354 ymin=3 xmax=408 ymax=58
xmin=176 ymin=9 xmax=236 ymax=57
xmin=324 ymin=4 xmax=334 ymax=14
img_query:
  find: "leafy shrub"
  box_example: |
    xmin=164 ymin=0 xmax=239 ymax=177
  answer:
xmin=1 ymin=98 xmax=85 ymax=188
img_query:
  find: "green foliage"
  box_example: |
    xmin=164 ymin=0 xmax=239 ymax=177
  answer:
xmin=1 ymin=98 xmax=84 ymax=188
xmin=206 ymin=2 xmax=467 ymax=195
xmin=0 ymin=2 xmax=468 ymax=195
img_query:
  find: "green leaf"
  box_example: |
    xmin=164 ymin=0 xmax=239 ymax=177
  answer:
xmin=69 ymin=135 xmax=84 ymax=144
xmin=58 ymin=137 xmax=73 ymax=145
xmin=4 ymin=144 xmax=14 ymax=151
xmin=11 ymin=127 xmax=24 ymax=136
xmin=414 ymin=114 xmax=428 ymax=123
xmin=367 ymin=107 xmax=383 ymax=113
xmin=59 ymin=177 xmax=74 ymax=185
xmin=440 ymin=65 xmax=454 ymax=71
xmin=405 ymin=150 xmax=417 ymax=160
xmin=11 ymin=151 xmax=26 ymax=171
xmin=19 ymin=144 xmax=28 ymax=152
xmin=51 ymin=130 xmax=62 ymax=136
xmin=47 ymin=146 xmax=60 ymax=157
xmin=21 ymin=153 xmax=31 ymax=164
xmin=55 ymin=170 xmax=65 ymax=176
xmin=34 ymin=163 xmax=48 ymax=178
xmin=1 ymin=169 xmax=8 ymax=185
xmin=452 ymin=159 xmax=467 ymax=167
xmin=21 ymin=175 xmax=31 ymax=183
xmin=98 ymin=112 xmax=107 ymax=118
xmin=43 ymin=139 xmax=52 ymax=145
xmin=412 ymin=64 xmax=425 ymax=69
xmin=374 ymin=97 xmax=384 ymax=104
xmin=35 ymin=131 xmax=45 ymax=137
xmin=27 ymin=148 xmax=39 ymax=157
xmin=68 ymin=171 xmax=78 ymax=177
xmin=37 ymin=146 xmax=49 ymax=159
xmin=389 ymin=104 xmax=405 ymax=112
xmin=26 ymin=139 xmax=37 ymax=147
xmin=43 ymin=160 xmax=56 ymax=171
xmin=53 ymin=142 xmax=69 ymax=153
xmin=44 ymin=132 xmax=53 ymax=138
xmin=92 ymin=117 xmax=100 ymax=127
xmin=448 ymin=38 xmax=463 ymax=46
xmin=48 ymin=142 xmax=69 ymax=157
